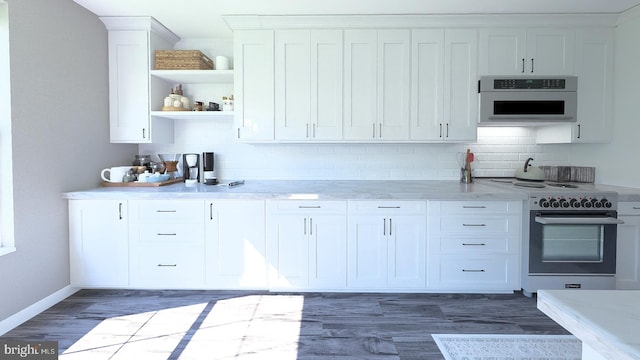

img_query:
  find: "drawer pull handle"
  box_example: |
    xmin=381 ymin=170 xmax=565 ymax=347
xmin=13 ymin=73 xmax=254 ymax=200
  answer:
xmin=156 ymin=210 xmax=177 ymax=213
xmin=462 ymin=243 xmax=486 ymax=246
xmin=157 ymin=233 xmax=177 ymax=236
xmin=462 ymin=224 xmax=486 ymax=227
xmin=462 ymin=206 xmax=487 ymax=209
xmin=299 ymin=206 xmax=321 ymax=209
xmin=157 ymin=264 xmax=177 ymax=267
xmin=462 ymin=269 xmax=485 ymax=272
xmin=633 ymin=207 xmax=640 ymax=210
xmin=378 ymin=206 xmax=401 ymax=209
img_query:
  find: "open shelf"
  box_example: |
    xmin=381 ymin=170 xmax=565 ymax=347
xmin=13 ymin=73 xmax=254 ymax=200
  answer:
xmin=150 ymin=110 xmax=234 ymax=120
xmin=149 ymin=69 xmax=234 ymax=84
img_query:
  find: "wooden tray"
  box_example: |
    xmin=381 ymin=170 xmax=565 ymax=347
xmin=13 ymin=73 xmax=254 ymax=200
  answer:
xmin=101 ymin=178 xmax=183 ymax=187
xmin=161 ymin=106 xmax=190 ymax=111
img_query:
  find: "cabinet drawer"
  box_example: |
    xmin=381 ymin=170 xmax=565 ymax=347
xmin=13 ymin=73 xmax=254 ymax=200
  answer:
xmin=618 ymin=202 xmax=640 ymax=216
xmin=268 ymin=200 xmax=346 ymax=214
xmin=138 ymin=223 xmax=204 ymax=244
xmin=349 ymin=201 xmax=426 ymax=214
xmin=137 ymin=200 xmax=203 ymax=222
xmin=431 ymin=201 xmax=517 ymax=215
xmin=435 ymin=255 xmax=518 ymax=290
xmin=438 ymin=236 xmax=511 ymax=254
xmin=133 ymin=245 xmax=205 ymax=288
xmin=439 ymin=216 xmax=511 ymax=234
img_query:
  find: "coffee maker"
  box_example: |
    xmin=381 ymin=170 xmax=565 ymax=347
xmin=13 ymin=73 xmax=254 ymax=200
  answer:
xmin=183 ymin=153 xmax=200 ymax=185
xmin=203 ymin=152 xmax=217 ymax=185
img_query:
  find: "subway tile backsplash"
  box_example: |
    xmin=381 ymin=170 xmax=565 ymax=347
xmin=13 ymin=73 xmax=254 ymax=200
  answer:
xmin=138 ymin=121 xmax=572 ymax=180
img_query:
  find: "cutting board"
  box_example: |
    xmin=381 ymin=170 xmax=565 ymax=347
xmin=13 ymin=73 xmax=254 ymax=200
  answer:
xmin=100 ymin=178 xmax=183 ymax=187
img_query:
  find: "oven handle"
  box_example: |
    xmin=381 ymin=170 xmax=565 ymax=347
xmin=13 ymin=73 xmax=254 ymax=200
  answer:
xmin=534 ymin=216 xmax=624 ymax=225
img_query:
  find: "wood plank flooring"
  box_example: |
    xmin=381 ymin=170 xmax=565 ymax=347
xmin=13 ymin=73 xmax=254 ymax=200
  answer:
xmin=2 ymin=290 xmax=568 ymax=359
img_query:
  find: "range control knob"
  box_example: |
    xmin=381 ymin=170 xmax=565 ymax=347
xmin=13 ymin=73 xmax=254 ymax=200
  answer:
xmin=581 ymin=198 xmax=593 ymax=208
xmin=601 ymin=198 xmax=613 ymax=208
xmin=539 ymin=198 xmax=549 ymax=208
xmin=558 ymin=198 xmax=570 ymax=208
xmin=549 ymin=198 xmax=560 ymax=208
xmin=592 ymin=199 xmax=602 ymax=208
xmin=569 ymin=198 xmax=581 ymax=208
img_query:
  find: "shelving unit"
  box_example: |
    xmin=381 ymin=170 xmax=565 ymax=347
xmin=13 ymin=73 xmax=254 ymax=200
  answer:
xmin=149 ymin=69 xmax=234 ymax=121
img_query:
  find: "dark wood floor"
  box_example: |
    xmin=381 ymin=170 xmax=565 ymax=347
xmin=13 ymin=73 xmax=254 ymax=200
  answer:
xmin=2 ymin=290 xmax=568 ymax=359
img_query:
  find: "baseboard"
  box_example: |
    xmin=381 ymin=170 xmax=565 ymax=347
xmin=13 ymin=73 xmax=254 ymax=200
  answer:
xmin=0 ymin=285 xmax=78 ymax=335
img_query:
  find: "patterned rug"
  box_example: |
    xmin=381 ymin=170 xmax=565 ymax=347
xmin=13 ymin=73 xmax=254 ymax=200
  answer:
xmin=432 ymin=334 xmax=582 ymax=360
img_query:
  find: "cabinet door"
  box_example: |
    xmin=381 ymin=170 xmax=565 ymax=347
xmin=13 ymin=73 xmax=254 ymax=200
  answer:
xmin=69 ymin=200 xmax=129 ymax=287
xmin=308 ymin=214 xmax=347 ymax=289
xmin=347 ymin=215 xmax=388 ymax=288
xmin=343 ymin=30 xmax=377 ymax=140
xmin=478 ymin=28 xmax=527 ymax=75
xmin=617 ymin=215 xmax=640 ymax=289
xmin=275 ymin=30 xmax=311 ymax=140
xmin=526 ymin=29 xmax=575 ymax=75
xmin=444 ymin=29 xmax=478 ymax=142
xmin=377 ymin=29 xmax=411 ymax=140
xmin=234 ymin=30 xmax=275 ymax=141
xmin=311 ymin=30 xmax=343 ymax=140
xmin=573 ymin=28 xmax=614 ymax=143
xmin=267 ymin=214 xmax=309 ymax=288
xmin=387 ymin=215 xmax=426 ymax=288
xmin=205 ymin=200 xmax=267 ymax=289
xmin=107 ymin=31 xmax=150 ymax=143
xmin=410 ymin=29 xmax=445 ymax=141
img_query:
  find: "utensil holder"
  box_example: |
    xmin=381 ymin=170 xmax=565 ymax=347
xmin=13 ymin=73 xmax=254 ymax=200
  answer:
xmin=461 ymin=168 xmax=473 ymax=183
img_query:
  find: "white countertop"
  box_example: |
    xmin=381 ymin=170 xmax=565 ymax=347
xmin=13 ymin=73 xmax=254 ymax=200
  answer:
xmin=62 ymin=180 xmax=528 ymax=201
xmin=537 ymin=290 xmax=640 ymax=360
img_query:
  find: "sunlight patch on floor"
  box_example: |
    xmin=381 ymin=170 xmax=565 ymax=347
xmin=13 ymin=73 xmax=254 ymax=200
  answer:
xmin=58 ymin=295 xmax=304 ymax=359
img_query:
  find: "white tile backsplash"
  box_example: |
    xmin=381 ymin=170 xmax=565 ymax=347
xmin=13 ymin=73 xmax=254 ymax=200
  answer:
xmin=139 ymin=122 xmax=571 ymax=180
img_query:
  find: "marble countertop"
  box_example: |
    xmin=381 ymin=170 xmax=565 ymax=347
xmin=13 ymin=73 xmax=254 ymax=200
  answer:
xmin=62 ymin=180 xmax=529 ymax=201
xmin=537 ymin=290 xmax=640 ymax=360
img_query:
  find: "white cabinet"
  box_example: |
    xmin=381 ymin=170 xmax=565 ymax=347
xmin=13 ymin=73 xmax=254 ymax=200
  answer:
xmin=129 ymin=200 xmax=205 ymax=288
xmin=427 ymin=201 xmax=522 ymax=292
xmin=536 ymin=28 xmax=614 ymax=144
xmin=409 ymin=29 xmax=478 ymax=142
xmin=617 ymin=202 xmax=640 ymax=289
xmin=479 ymin=28 xmax=574 ymax=75
xmin=266 ymin=201 xmax=347 ymax=290
xmin=234 ymin=30 xmax=275 ymax=141
xmin=275 ymin=30 xmax=343 ymax=141
xmin=205 ymin=200 xmax=268 ymax=289
xmin=69 ymin=200 xmax=129 ymax=287
xmin=343 ymin=29 xmax=411 ymax=141
xmin=101 ymin=17 xmax=177 ymax=143
xmin=347 ymin=201 xmax=427 ymax=289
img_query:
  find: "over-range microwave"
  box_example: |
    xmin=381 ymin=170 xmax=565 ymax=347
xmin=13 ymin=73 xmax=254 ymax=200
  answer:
xmin=478 ymin=75 xmax=577 ymax=126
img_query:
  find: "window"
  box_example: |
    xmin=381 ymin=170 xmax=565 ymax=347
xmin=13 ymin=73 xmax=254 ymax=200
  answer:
xmin=0 ymin=0 xmax=16 ymax=255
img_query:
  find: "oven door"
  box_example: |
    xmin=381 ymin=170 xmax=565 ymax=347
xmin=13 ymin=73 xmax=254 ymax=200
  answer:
xmin=529 ymin=211 xmax=622 ymax=274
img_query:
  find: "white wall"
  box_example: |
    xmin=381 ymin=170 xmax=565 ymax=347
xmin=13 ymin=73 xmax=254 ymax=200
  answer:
xmin=0 ymin=0 xmax=136 ymax=324
xmin=568 ymin=10 xmax=640 ymax=187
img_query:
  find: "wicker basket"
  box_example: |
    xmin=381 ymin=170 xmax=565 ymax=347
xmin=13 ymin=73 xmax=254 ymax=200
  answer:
xmin=154 ymin=50 xmax=214 ymax=70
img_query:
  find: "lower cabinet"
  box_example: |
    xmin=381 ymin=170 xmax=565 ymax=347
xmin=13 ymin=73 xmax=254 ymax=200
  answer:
xmin=205 ymin=200 xmax=268 ymax=289
xmin=266 ymin=201 xmax=347 ymax=290
xmin=427 ymin=200 xmax=522 ymax=292
xmin=69 ymin=200 xmax=129 ymax=287
xmin=129 ymin=200 xmax=205 ymax=288
xmin=347 ymin=201 xmax=427 ymax=289
xmin=616 ymin=202 xmax=640 ymax=289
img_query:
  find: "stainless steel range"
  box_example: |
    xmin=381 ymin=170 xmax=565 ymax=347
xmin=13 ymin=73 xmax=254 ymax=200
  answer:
xmin=486 ymin=179 xmax=623 ymax=297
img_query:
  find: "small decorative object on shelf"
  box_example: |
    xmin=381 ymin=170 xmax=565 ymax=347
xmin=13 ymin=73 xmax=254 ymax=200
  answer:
xmin=222 ymin=95 xmax=234 ymax=112
xmin=207 ymin=102 xmax=220 ymax=111
xmin=162 ymin=84 xmax=191 ymax=111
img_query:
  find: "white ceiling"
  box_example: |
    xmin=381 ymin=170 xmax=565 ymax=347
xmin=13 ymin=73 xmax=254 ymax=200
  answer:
xmin=74 ymin=0 xmax=640 ymax=39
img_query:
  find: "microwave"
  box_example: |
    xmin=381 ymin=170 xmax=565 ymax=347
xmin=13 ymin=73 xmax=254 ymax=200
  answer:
xmin=478 ymin=76 xmax=577 ymax=126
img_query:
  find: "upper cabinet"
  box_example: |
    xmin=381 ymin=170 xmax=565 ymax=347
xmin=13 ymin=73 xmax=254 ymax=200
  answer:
xmin=343 ymin=29 xmax=411 ymax=141
xmin=479 ymin=28 xmax=575 ymax=75
xmin=234 ymin=30 xmax=275 ymax=141
xmin=101 ymin=17 xmax=178 ymax=143
xmin=274 ymin=30 xmax=343 ymax=141
xmin=536 ymin=28 xmax=614 ymax=144
xmin=410 ymin=29 xmax=478 ymax=142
